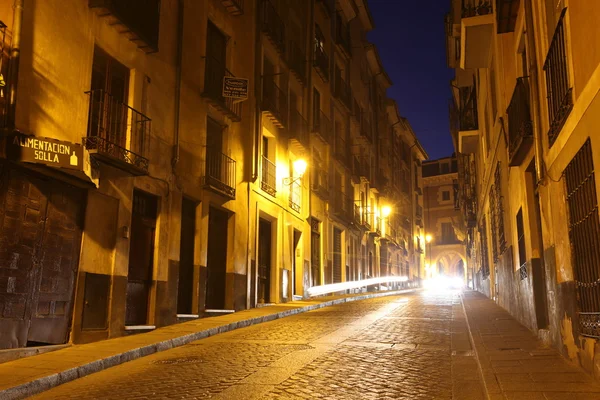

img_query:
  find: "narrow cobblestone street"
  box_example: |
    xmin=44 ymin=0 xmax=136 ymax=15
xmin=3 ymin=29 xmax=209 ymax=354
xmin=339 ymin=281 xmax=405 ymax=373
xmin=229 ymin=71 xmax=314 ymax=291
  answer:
xmin=30 ymin=291 xmax=483 ymax=399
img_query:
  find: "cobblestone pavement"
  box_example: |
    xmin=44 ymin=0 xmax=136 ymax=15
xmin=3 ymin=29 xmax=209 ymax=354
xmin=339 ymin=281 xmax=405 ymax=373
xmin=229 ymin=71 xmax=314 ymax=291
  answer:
xmin=32 ymin=291 xmax=481 ymax=399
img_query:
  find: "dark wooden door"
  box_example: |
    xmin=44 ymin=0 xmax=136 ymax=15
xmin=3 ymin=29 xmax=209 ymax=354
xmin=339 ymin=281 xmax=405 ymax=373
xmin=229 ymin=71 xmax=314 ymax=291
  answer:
xmin=258 ymin=219 xmax=271 ymax=304
xmin=205 ymin=22 xmax=227 ymax=99
xmin=126 ymin=191 xmax=157 ymax=326
xmin=177 ymin=198 xmax=197 ymax=315
xmin=205 ymin=207 xmax=228 ymax=309
xmin=333 ymin=228 xmax=342 ymax=283
xmin=292 ymin=230 xmax=301 ymax=296
xmin=0 ymin=165 xmax=83 ymax=348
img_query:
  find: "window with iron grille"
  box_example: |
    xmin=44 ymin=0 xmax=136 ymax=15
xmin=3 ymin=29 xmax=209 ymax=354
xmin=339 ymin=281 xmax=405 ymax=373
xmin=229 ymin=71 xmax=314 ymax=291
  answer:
xmin=479 ymin=217 xmax=490 ymax=279
xmin=564 ymin=138 xmax=600 ymax=338
xmin=489 ymin=163 xmax=506 ymax=263
xmin=516 ymin=208 xmax=527 ymax=280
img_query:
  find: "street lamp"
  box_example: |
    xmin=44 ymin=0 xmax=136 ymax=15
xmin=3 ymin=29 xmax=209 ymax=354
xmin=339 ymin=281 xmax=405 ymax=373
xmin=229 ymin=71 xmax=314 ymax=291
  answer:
xmin=283 ymin=158 xmax=307 ymax=185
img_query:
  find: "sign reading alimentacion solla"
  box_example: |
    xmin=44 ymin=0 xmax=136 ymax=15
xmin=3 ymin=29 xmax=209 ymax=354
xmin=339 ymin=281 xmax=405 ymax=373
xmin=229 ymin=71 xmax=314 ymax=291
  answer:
xmin=5 ymin=132 xmax=84 ymax=171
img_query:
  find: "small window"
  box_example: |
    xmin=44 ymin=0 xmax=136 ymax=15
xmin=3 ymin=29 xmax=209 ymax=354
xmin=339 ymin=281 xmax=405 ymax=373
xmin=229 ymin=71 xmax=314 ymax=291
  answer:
xmin=442 ymin=190 xmax=451 ymax=201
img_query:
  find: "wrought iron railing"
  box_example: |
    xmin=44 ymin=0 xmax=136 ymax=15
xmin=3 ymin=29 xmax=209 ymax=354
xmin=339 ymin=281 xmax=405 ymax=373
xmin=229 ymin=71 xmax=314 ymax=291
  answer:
xmin=289 ymin=109 xmax=309 ymax=148
xmin=334 ymin=75 xmax=352 ymax=110
xmin=458 ymin=85 xmax=478 ymax=131
xmin=461 ymin=0 xmax=492 ymax=18
xmin=416 ymin=204 xmax=423 ymax=219
xmin=312 ymin=109 xmax=332 ymax=144
xmin=205 ymin=149 xmax=236 ymax=198
xmin=314 ymin=45 xmax=330 ymax=81
xmin=261 ymin=155 xmax=277 ymax=197
xmin=360 ymin=116 xmax=373 ymax=142
xmin=261 ymin=0 xmax=285 ymax=54
xmin=289 ymin=180 xmax=301 ymax=212
xmin=311 ymin=169 xmax=329 ymax=198
xmin=507 ymin=77 xmax=533 ymax=163
xmin=203 ymin=56 xmax=243 ymax=121
xmin=262 ymin=78 xmax=288 ymax=127
xmin=84 ymin=89 xmax=150 ymax=173
xmin=288 ymin=39 xmax=306 ymax=84
xmin=334 ymin=135 xmax=349 ymax=166
xmin=564 ymin=139 xmax=600 ymax=338
xmin=335 ymin=14 xmax=351 ymax=55
xmin=89 ymin=0 xmax=160 ymax=52
xmin=544 ymin=8 xmax=572 ymax=147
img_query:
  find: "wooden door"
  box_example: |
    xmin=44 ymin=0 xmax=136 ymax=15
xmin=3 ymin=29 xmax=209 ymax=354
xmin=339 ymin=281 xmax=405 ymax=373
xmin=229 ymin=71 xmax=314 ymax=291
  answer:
xmin=126 ymin=191 xmax=157 ymax=326
xmin=0 ymin=165 xmax=83 ymax=348
xmin=177 ymin=198 xmax=197 ymax=315
xmin=257 ymin=219 xmax=271 ymax=304
xmin=333 ymin=228 xmax=342 ymax=283
xmin=205 ymin=207 xmax=228 ymax=309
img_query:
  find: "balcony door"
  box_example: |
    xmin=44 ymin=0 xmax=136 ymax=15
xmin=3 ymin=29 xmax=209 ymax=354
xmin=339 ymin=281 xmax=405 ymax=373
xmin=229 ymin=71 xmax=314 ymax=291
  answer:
xmin=205 ymin=21 xmax=227 ymax=99
xmin=206 ymin=118 xmax=224 ymax=184
xmin=90 ymin=47 xmax=130 ymax=148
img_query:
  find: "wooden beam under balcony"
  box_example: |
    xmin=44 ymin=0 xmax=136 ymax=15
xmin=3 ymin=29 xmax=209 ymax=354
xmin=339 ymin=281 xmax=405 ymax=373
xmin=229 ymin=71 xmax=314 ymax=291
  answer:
xmin=220 ymin=0 xmax=244 ymax=16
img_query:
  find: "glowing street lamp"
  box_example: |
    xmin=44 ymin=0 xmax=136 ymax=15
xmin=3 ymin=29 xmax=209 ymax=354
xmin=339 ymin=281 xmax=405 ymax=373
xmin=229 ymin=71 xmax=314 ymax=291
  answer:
xmin=381 ymin=205 xmax=392 ymax=218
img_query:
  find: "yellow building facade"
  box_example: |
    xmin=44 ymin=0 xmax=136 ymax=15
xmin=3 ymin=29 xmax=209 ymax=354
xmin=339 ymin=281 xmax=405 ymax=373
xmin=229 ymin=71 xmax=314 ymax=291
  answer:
xmin=448 ymin=0 xmax=600 ymax=377
xmin=0 ymin=0 xmax=426 ymax=350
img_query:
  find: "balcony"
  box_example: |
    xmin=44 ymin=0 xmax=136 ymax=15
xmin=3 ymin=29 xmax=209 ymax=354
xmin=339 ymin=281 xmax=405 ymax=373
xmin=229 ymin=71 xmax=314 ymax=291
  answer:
xmin=544 ymin=9 xmax=572 ymax=148
xmin=334 ymin=136 xmax=350 ymax=168
xmin=352 ymin=156 xmax=370 ymax=182
xmin=335 ymin=14 xmax=351 ymax=57
xmin=89 ymin=0 xmax=160 ymax=53
xmin=204 ymin=150 xmax=236 ymax=199
xmin=312 ymin=110 xmax=332 ymax=144
xmin=375 ymin=217 xmax=382 ymax=236
xmin=313 ymin=46 xmax=330 ymax=82
xmin=219 ymin=0 xmax=244 ymax=16
xmin=384 ymin=222 xmax=397 ymax=243
xmin=203 ymin=57 xmax=243 ymax=122
xmin=459 ymin=0 xmax=494 ymax=69
xmin=84 ymin=89 xmax=150 ymax=175
xmin=332 ymin=192 xmax=353 ymax=225
xmin=371 ymin=169 xmax=388 ymax=191
xmin=261 ymin=156 xmax=277 ymax=197
xmin=289 ymin=181 xmax=301 ymax=212
xmin=360 ymin=117 xmax=373 ymax=143
xmin=262 ymin=79 xmax=288 ymax=128
xmin=261 ymin=0 xmax=285 ymax=54
xmin=334 ymin=76 xmax=352 ymax=112
xmin=311 ymin=169 xmax=329 ymax=199
xmin=451 ymin=85 xmax=479 ymax=154
xmin=288 ymin=39 xmax=306 ymax=86
xmin=288 ymin=109 xmax=309 ymax=153
xmin=507 ymin=77 xmax=533 ymax=167
xmin=496 ymin=0 xmax=520 ymax=34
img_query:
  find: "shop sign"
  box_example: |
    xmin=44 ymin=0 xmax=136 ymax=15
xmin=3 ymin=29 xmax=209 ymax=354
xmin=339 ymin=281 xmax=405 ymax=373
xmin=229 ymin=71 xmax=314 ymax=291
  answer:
xmin=222 ymin=77 xmax=249 ymax=101
xmin=6 ymin=133 xmax=84 ymax=171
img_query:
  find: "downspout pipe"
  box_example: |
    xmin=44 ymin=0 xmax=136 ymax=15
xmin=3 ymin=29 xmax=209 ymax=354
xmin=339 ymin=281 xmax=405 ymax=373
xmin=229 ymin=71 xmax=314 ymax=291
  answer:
xmin=524 ymin=0 xmax=545 ymax=185
xmin=171 ymin=0 xmax=184 ymax=172
xmin=7 ymin=0 xmax=23 ymax=129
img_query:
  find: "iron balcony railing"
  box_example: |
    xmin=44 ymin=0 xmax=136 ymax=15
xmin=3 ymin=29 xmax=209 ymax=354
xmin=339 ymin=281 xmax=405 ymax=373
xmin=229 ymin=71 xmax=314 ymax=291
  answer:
xmin=205 ymin=149 xmax=236 ymax=199
xmin=288 ymin=39 xmax=306 ymax=85
xmin=84 ymin=89 xmax=150 ymax=175
xmin=89 ymin=0 xmax=160 ymax=52
xmin=312 ymin=109 xmax=332 ymax=144
xmin=261 ymin=0 xmax=285 ymax=54
xmin=313 ymin=45 xmax=330 ymax=82
xmin=333 ymin=191 xmax=353 ymax=223
xmin=416 ymin=204 xmax=423 ymax=219
xmin=461 ymin=0 xmax=492 ymax=18
xmin=311 ymin=169 xmax=329 ymax=199
xmin=261 ymin=155 xmax=277 ymax=197
xmin=219 ymin=0 xmax=244 ymax=16
xmin=289 ymin=180 xmax=301 ymax=212
xmin=335 ymin=14 xmax=351 ymax=56
xmin=289 ymin=109 xmax=309 ymax=148
xmin=334 ymin=75 xmax=352 ymax=110
xmin=375 ymin=217 xmax=382 ymax=236
xmin=203 ymin=56 xmax=243 ymax=121
xmin=334 ymin=136 xmax=350 ymax=166
xmin=458 ymin=85 xmax=479 ymax=131
xmin=361 ymin=116 xmax=373 ymax=142
xmin=262 ymin=78 xmax=288 ymax=128
xmin=354 ymin=203 xmax=362 ymax=225
xmin=352 ymin=156 xmax=370 ymax=180
xmin=544 ymin=8 xmax=572 ymax=147
xmin=507 ymin=77 xmax=533 ymax=166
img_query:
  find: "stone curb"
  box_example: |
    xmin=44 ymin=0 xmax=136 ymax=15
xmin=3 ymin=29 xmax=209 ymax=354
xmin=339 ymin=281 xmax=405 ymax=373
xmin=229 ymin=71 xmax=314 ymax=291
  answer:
xmin=459 ymin=292 xmax=492 ymax=400
xmin=2 ymin=289 xmax=416 ymax=400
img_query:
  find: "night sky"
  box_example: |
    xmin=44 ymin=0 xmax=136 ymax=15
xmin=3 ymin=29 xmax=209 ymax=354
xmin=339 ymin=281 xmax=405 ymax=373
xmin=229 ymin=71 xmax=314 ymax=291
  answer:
xmin=367 ymin=0 xmax=455 ymax=160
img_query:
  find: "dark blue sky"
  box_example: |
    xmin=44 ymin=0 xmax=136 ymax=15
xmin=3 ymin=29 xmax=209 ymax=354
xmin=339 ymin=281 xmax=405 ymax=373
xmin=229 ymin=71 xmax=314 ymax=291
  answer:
xmin=367 ymin=0 xmax=455 ymax=160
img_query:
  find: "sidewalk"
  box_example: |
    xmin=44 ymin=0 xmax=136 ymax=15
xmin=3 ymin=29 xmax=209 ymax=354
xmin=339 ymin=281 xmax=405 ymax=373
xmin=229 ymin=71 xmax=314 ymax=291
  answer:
xmin=0 ymin=289 xmax=413 ymax=400
xmin=462 ymin=290 xmax=600 ymax=400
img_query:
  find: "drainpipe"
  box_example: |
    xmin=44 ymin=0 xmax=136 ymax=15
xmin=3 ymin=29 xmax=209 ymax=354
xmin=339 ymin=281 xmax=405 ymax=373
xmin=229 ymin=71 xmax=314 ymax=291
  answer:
xmin=171 ymin=0 xmax=184 ymax=173
xmin=7 ymin=0 xmax=23 ymax=129
xmin=524 ymin=0 xmax=545 ymax=185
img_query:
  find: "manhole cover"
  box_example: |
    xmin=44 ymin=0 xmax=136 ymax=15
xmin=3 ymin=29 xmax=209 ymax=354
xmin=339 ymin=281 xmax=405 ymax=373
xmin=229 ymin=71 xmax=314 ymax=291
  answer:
xmin=152 ymin=357 xmax=205 ymax=365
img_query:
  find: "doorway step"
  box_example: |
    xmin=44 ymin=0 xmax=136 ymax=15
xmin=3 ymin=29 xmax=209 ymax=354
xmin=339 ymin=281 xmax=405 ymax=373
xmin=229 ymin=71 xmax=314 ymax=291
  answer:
xmin=0 ymin=344 xmax=70 ymax=364
xmin=202 ymin=309 xmax=235 ymax=317
xmin=124 ymin=325 xmax=156 ymax=335
xmin=176 ymin=314 xmax=200 ymax=323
